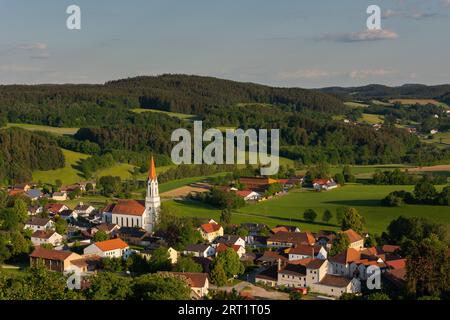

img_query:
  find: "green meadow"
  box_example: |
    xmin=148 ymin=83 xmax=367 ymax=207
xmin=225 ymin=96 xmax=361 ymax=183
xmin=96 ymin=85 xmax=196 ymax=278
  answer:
xmin=6 ymin=123 xmax=79 ymax=135
xmin=165 ymin=184 xmax=450 ymax=235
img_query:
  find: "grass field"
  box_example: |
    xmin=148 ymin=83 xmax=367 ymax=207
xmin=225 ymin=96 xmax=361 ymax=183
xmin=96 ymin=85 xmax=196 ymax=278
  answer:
xmin=344 ymin=101 xmax=369 ymax=108
xmin=360 ymin=113 xmax=384 ymax=125
xmin=33 ymin=149 xmax=89 ymax=185
xmin=6 ymin=123 xmax=79 ymax=135
xmin=421 ymin=131 xmax=450 ymax=147
xmin=166 ymin=184 xmax=450 ymax=235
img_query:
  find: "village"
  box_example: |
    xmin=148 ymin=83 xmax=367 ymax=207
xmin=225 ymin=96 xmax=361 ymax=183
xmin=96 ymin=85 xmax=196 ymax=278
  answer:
xmin=1 ymin=157 xmax=409 ymax=300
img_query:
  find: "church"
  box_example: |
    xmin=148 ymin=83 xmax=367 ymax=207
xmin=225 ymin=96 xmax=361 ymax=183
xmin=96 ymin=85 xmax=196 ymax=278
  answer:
xmin=102 ymin=157 xmax=161 ymax=233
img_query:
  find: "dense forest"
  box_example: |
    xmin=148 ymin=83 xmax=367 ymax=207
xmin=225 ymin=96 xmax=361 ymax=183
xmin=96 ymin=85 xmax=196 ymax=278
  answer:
xmin=0 ymin=75 xmax=449 ymax=180
xmin=0 ymin=128 xmax=65 ymax=183
xmin=319 ymin=84 xmax=450 ymax=101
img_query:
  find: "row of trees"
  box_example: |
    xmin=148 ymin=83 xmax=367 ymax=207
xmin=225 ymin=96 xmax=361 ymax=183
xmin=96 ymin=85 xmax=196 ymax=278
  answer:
xmin=372 ymin=169 xmax=446 ymax=185
xmin=383 ymin=182 xmax=450 ymax=206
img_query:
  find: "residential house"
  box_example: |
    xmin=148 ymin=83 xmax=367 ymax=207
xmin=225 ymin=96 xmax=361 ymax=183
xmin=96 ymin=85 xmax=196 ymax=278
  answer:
xmin=141 ymin=247 xmax=178 ymax=264
xmin=239 ymin=223 xmax=268 ymax=237
xmin=52 ymin=191 xmax=68 ymax=201
xmin=27 ymin=205 xmax=43 ymax=216
xmin=215 ymin=235 xmax=246 ymax=248
xmin=59 ymin=209 xmax=78 ymax=222
xmin=215 ymin=243 xmax=246 ymax=258
xmin=238 ymin=177 xmax=279 ymax=193
xmin=198 ymin=219 xmax=224 ymax=243
xmin=25 ymin=189 xmax=42 ymax=201
xmin=73 ymin=203 xmax=95 ymax=217
xmin=255 ymin=265 xmax=278 ymax=287
xmin=118 ymin=227 xmax=152 ymax=246
xmin=31 ymin=230 xmax=63 ymax=247
xmin=310 ymin=274 xmax=361 ymax=298
xmin=342 ymin=229 xmax=365 ymax=251
xmin=44 ymin=203 xmax=69 ymax=216
xmin=267 ymin=231 xmax=315 ymax=248
xmin=83 ymin=238 xmax=130 ymax=259
xmin=315 ymin=230 xmax=337 ymax=250
xmin=288 ymin=245 xmax=327 ymax=261
xmin=184 ymin=244 xmax=215 ymax=258
xmin=96 ymin=223 xmax=120 ymax=237
xmin=160 ymin=272 xmax=209 ymax=299
xmin=24 ymin=217 xmax=54 ymax=232
xmin=256 ymin=251 xmax=288 ymax=266
xmin=328 ymin=248 xmax=361 ymax=276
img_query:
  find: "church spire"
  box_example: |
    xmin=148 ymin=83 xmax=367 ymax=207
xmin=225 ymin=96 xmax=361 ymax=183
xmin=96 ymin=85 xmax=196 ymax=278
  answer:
xmin=148 ymin=156 xmax=157 ymax=180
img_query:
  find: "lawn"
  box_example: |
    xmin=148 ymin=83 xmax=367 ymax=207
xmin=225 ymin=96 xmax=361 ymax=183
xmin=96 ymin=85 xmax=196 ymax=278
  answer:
xmin=421 ymin=131 xmax=450 ymax=147
xmin=6 ymin=123 xmax=79 ymax=135
xmin=166 ymin=184 xmax=450 ymax=235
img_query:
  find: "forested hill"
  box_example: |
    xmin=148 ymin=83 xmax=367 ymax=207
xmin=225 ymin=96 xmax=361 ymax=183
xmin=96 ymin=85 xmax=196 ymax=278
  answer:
xmin=0 ymin=128 xmax=65 ymax=183
xmin=319 ymin=84 xmax=450 ymax=101
xmin=0 ymin=74 xmax=345 ymax=127
xmin=105 ymin=74 xmax=345 ymax=114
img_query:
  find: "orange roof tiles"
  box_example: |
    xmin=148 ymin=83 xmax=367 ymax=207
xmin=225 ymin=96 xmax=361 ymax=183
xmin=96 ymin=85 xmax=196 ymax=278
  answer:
xmin=343 ymin=229 xmax=363 ymax=243
xmin=111 ymin=200 xmax=146 ymax=216
xmin=329 ymin=248 xmax=361 ymax=265
xmin=94 ymin=238 xmax=129 ymax=252
xmin=30 ymin=247 xmax=77 ymax=261
xmin=200 ymin=222 xmax=222 ymax=234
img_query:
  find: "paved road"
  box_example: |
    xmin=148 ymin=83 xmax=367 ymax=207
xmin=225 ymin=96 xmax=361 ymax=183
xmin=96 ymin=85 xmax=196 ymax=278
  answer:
xmin=219 ymin=281 xmax=290 ymax=300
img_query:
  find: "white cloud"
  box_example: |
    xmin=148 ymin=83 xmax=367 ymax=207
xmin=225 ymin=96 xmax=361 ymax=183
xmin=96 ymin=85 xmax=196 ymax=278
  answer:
xmin=349 ymin=69 xmax=397 ymax=79
xmin=320 ymin=29 xmax=398 ymax=42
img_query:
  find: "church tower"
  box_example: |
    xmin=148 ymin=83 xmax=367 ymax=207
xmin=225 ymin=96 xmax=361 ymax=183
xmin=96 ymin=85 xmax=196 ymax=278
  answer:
xmin=144 ymin=156 xmax=161 ymax=233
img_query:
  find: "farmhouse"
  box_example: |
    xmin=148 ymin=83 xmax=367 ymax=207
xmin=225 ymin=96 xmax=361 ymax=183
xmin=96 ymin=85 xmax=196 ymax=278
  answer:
xmin=45 ymin=203 xmax=69 ymax=216
xmin=313 ymin=179 xmax=338 ymax=191
xmin=288 ymin=245 xmax=327 ymax=261
xmin=235 ymin=190 xmax=261 ymax=201
xmin=52 ymin=191 xmax=68 ymax=201
xmin=239 ymin=177 xmax=279 ymax=192
xmin=184 ymin=244 xmax=215 ymax=258
xmin=30 ymin=247 xmax=83 ymax=273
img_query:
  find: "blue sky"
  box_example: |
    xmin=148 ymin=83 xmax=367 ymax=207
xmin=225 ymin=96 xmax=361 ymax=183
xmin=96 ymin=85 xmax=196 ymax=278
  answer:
xmin=1 ymin=0 xmax=450 ymax=87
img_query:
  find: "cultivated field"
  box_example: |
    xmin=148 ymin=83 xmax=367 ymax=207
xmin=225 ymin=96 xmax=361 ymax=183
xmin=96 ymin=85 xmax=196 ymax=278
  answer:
xmin=130 ymin=108 xmax=198 ymax=121
xmin=160 ymin=183 xmax=211 ymax=199
xmin=6 ymin=123 xmax=79 ymax=135
xmin=389 ymin=99 xmax=444 ymax=106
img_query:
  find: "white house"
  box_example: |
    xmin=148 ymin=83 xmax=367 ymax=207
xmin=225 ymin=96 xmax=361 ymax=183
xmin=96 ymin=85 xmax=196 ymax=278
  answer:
xmin=288 ymin=245 xmax=327 ymax=261
xmin=83 ymin=238 xmax=130 ymax=259
xmin=160 ymin=272 xmax=209 ymax=299
xmin=183 ymin=244 xmax=215 ymax=258
xmin=328 ymin=248 xmax=361 ymax=276
xmin=74 ymin=203 xmax=96 ymax=217
xmin=52 ymin=191 xmax=68 ymax=201
xmin=59 ymin=210 xmax=78 ymax=221
xmin=24 ymin=217 xmax=54 ymax=232
xmin=198 ymin=220 xmax=224 ymax=243
xmin=215 ymin=235 xmax=246 ymax=248
xmin=31 ymin=230 xmax=63 ymax=247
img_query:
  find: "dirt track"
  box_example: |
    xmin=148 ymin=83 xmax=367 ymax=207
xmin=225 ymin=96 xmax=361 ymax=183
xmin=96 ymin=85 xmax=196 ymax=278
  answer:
xmin=407 ymin=165 xmax=450 ymax=172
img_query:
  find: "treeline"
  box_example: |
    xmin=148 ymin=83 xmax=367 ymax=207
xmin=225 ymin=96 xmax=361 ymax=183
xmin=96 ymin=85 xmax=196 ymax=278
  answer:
xmin=372 ymin=169 xmax=447 ymax=185
xmin=0 ymin=128 xmax=65 ymax=183
xmin=383 ymin=181 xmax=450 ymax=206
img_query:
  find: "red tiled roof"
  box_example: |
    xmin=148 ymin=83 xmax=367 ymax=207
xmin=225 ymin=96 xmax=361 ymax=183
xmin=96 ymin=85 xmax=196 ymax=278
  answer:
xmin=343 ymin=229 xmax=363 ymax=243
xmin=271 ymin=226 xmax=290 ymax=234
xmin=45 ymin=203 xmax=66 ymax=213
xmin=382 ymin=245 xmax=401 ymax=253
xmin=235 ymin=190 xmax=253 ymax=198
xmin=200 ymin=222 xmax=222 ymax=234
xmin=111 ymin=200 xmax=146 ymax=217
xmin=329 ymin=248 xmax=361 ymax=265
xmin=31 ymin=230 xmax=56 ymax=239
xmin=94 ymin=238 xmax=129 ymax=252
xmin=313 ymin=179 xmax=330 ymax=185
xmin=30 ymin=247 xmax=77 ymax=261
xmin=319 ymin=274 xmax=352 ymax=288
xmin=163 ymin=272 xmax=208 ymax=288
xmin=268 ymin=232 xmax=315 ymax=246
xmin=386 ymin=259 xmax=407 ymax=270
xmin=289 ymin=245 xmax=322 ymax=256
